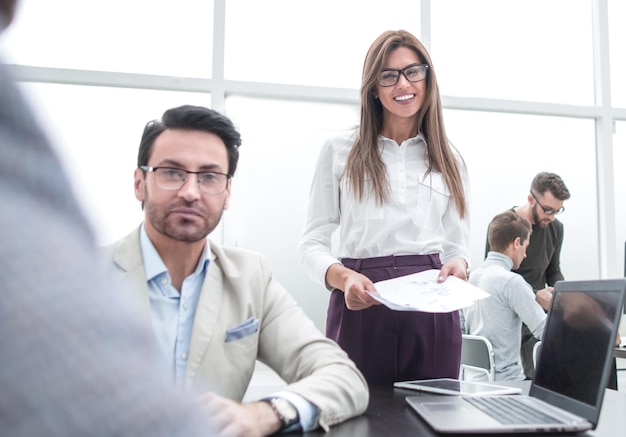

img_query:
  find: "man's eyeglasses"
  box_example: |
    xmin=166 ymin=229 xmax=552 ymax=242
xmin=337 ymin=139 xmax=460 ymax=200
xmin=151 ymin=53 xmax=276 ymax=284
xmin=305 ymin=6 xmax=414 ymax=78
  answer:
xmin=376 ymin=63 xmax=429 ymax=87
xmin=140 ymin=166 xmax=231 ymax=194
xmin=530 ymin=191 xmax=565 ymax=215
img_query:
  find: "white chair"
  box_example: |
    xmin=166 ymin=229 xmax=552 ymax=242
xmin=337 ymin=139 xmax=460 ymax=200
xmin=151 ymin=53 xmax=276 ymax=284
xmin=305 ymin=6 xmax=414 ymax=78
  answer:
xmin=460 ymin=334 xmax=496 ymax=382
xmin=532 ymin=340 xmax=542 ymax=370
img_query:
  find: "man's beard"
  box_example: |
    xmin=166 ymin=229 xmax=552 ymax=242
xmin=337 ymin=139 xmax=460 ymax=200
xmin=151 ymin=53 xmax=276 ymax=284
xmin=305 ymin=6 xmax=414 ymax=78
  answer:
xmin=532 ymin=204 xmax=549 ymax=229
xmin=146 ymin=199 xmax=220 ymax=243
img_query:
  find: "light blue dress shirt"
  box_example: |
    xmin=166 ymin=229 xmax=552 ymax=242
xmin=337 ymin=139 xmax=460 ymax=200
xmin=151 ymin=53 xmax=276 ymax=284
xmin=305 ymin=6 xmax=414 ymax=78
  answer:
xmin=139 ymin=224 xmax=208 ymax=388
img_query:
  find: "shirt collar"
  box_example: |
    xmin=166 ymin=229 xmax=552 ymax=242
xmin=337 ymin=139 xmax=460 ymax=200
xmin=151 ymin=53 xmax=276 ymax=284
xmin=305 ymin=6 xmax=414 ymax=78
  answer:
xmin=486 ymin=251 xmax=514 ymax=271
xmin=139 ymin=223 xmax=210 ymax=282
xmin=379 ymin=132 xmax=426 ymax=147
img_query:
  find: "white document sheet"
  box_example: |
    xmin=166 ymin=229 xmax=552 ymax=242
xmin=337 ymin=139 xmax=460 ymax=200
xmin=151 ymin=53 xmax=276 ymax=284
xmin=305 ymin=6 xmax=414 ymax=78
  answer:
xmin=367 ymin=269 xmax=489 ymax=313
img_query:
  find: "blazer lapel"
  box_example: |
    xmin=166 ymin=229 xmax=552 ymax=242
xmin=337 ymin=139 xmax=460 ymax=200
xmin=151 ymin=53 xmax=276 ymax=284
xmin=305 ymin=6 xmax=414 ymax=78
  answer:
xmin=111 ymin=227 xmax=153 ymax=327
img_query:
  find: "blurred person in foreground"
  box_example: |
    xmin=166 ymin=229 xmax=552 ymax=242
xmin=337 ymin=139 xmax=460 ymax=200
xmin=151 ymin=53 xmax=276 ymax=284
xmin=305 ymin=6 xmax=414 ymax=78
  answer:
xmin=0 ymin=1 xmax=214 ymax=436
xmin=101 ymin=104 xmax=368 ymax=436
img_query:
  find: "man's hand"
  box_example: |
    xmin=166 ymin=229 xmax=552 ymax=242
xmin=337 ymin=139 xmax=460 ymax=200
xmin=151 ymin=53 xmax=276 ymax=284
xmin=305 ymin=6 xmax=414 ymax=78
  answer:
xmin=326 ymin=263 xmax=380 ymax=310
xmin=197 ymin=392 xmax=280 ymax=437
xmin=535 ymin=287 xmax=554 ymax=311
xmin=437 ymin=258 xmax=469 ymax=283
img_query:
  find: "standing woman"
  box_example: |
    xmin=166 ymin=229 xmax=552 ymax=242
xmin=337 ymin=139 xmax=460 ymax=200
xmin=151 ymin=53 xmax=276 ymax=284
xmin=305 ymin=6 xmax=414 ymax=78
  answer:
xmin=297 ymin=30 xmax=470 ymax=384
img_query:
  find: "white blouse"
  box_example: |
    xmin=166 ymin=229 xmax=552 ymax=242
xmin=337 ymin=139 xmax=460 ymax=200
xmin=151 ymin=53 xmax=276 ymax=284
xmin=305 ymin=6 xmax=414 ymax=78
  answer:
xmin=297 ymin=129 xmax=471 ymax=288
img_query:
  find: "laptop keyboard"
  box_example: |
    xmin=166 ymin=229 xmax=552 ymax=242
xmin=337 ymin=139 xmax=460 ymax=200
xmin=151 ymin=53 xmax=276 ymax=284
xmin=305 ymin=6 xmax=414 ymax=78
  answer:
xmin=464 ymin=396 xmax=566 ymax=425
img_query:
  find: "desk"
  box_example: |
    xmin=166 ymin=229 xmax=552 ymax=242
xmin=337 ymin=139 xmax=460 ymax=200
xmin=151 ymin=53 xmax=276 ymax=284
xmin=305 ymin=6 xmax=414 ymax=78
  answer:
xmin=615 ymin=346 xmax=626 ymax=359
xmin=303 ymin=382 xmax=626 ymax=436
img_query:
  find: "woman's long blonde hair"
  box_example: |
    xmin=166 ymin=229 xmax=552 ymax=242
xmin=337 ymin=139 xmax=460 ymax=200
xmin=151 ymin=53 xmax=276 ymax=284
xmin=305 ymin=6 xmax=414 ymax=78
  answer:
xmin=345 ymin=29 xmax=467 ymax=218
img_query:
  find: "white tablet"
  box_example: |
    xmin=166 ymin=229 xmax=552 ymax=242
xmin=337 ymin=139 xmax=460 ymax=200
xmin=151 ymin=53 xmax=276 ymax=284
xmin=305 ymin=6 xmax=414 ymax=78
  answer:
xmin=393 ymin=378 xmax=522 ymax=396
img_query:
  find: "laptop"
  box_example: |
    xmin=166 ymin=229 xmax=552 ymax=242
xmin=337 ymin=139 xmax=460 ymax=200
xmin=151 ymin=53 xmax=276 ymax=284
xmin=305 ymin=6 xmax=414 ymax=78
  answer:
xmin=405 ymin=278 xmax=626 ymax=434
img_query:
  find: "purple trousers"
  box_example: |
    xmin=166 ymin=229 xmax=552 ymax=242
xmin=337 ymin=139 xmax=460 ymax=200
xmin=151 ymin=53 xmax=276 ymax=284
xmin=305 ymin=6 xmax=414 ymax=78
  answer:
xmin=327 ymin=254 xmax=461 ymax=385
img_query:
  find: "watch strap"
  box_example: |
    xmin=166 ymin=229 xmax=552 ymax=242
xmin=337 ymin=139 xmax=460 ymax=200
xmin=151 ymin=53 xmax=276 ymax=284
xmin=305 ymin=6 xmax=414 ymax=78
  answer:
xmin=260 ymin=397 xmax=300 ymax=430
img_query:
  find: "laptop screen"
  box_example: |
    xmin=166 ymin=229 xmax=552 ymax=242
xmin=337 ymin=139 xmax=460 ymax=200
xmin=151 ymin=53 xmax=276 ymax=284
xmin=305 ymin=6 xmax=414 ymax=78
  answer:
xmin=533 ymin=284 xmax=623 ymax=408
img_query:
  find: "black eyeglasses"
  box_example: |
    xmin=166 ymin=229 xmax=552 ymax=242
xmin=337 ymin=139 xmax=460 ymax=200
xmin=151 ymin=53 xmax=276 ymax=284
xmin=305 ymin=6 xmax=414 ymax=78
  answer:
xmin=530 ymin=191 xmax=565 ymax=215
xmin=376 ymin=63 xmax=429 ymax=87
xmin=140 ymin=166 xmax=231 ymax=194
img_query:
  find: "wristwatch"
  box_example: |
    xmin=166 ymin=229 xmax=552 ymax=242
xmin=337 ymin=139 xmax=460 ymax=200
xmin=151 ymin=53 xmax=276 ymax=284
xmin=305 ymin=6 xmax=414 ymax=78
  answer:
xmin=463 ymin=259 xmax=471 ymax=279
xmin=261 ymin=397 xmax=300 ymax=430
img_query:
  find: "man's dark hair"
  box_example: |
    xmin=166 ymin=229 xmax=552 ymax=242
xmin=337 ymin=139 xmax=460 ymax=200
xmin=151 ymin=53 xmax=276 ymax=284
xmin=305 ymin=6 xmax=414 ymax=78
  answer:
xmin=488 ymin=211 xmax=532 ymax=253
xmin=531 ymin=172 xmax=570 ymax=201
xmin=137 ymin=105 xmax=242 ymax=176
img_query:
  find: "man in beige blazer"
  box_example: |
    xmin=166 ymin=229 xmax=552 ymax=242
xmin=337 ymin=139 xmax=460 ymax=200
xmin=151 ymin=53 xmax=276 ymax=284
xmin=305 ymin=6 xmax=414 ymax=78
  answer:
xmin=101 ymin=105 xmax=368 ymax=436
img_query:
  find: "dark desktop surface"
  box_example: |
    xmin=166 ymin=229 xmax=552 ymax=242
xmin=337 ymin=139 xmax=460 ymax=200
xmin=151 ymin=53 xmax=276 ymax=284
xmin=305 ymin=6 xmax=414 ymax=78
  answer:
xmin=300 ymin=382 xmax=626 ymax=436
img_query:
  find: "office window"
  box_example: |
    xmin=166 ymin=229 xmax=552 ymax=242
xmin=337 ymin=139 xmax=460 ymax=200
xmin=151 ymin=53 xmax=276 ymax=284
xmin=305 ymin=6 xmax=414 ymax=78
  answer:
xmin=1 ymin=0 xmax=213 ymax=77
xmin=2 ymin=0 xmax=622 ymax=321
xmin=432 ymin=0 xmax=593 ymax=105
xmin=19 ymin=82 xmax=212 ymax=244
xmin=615 ymin=121 xmax=626 ymax=273
xmin=609 ymin=0 xmax=626 ymax=108
xmin=443 ymin=109 xmax=598 ymax=279
xmin=224 ymin=0 xmax=422 ymax=88
xmin=223 ymin=96 xmax=358 ymax=328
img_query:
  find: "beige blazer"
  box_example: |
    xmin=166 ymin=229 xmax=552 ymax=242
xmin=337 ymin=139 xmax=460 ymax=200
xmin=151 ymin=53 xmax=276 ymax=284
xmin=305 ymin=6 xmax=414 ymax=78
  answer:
xmin=101 ymin=227 xmax=368 ymax=430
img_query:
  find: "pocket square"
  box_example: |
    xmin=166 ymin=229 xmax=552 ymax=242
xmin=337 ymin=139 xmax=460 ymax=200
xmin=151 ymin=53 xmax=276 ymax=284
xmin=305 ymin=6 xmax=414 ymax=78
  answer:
xmin=225 ymin=317 xmax=260 ymax=342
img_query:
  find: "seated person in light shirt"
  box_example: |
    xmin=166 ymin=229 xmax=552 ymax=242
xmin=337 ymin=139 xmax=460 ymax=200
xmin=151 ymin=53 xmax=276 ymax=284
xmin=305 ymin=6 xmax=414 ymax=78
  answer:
xmin=461 ymin=211 xmax=546 ymax=381
xmin=101 ymin=105 xmax=368 ymax=436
